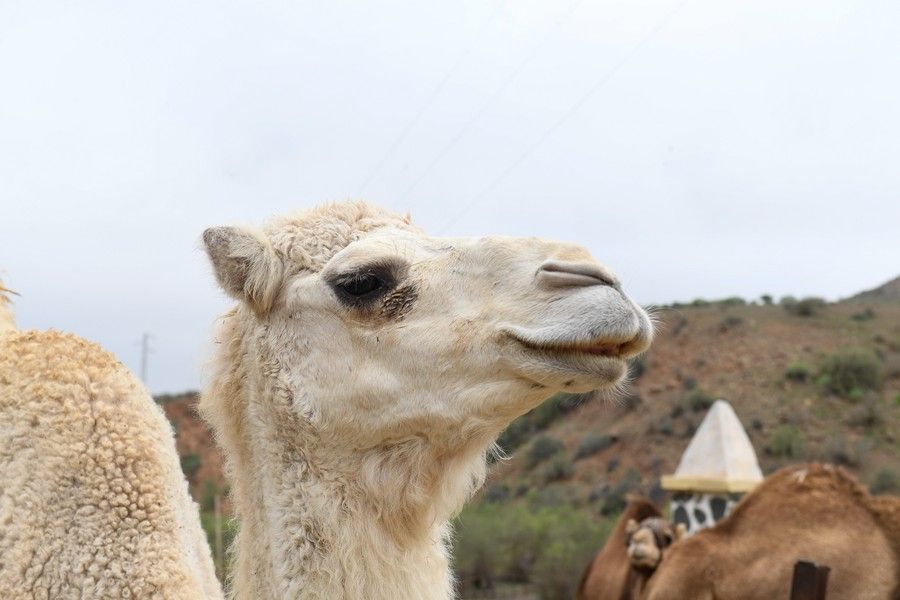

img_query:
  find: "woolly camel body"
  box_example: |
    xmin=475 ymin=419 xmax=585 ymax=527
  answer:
xmin=643 ymin=464 xmax=899 ymax=600
xmin=200 ymin=201 xmax=653 ymax=599
xmin=0 ymin=284 xmax=222 ymax=599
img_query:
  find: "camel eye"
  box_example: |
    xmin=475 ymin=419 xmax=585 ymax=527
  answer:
xmin=339 ymin=274 xmax=382 ymax=297
xmin=328 ymin=263 xmax=400 ymax=307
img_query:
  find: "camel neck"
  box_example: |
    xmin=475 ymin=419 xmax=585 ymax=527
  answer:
xmin=229 ymin=438 xmax=454 ymax=600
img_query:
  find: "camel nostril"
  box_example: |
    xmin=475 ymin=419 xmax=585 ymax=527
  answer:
xmin=536 ymin=260 xmax=617 ymax=289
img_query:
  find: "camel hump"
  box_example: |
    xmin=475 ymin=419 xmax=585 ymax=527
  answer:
xmin=0 ymin=330 xmax=126 ymax=406
xmin=777 ymin=463 xmax=871 ymax=499
xmin=726 ymin=463 xmax=871 ymax=521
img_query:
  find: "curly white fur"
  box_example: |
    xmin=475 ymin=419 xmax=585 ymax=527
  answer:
xmin=0 ymin=281 xmax=222 ymax=599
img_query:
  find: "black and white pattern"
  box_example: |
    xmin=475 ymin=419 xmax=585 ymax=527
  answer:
xmin=670 ymin=491 xmax=742 ymax=535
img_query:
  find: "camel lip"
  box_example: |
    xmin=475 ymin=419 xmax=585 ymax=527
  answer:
xmin=499 ymin=327 xmax=633 ymax=387
xmin=504 ymin=331 xmax=633 ymax=359
xmin=503 ymin=334 xmax=629 ymax=383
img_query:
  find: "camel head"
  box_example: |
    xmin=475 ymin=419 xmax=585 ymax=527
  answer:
xmin=203 ymin=201 xmax=652 ymax=448
xmin=625 ymin=517 xmax=684 ymax=571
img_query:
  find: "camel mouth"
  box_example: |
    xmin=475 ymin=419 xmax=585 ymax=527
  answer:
xmin=503 ymin=325 xmax=648 ymax=361
xmin=501 ymin=331 xmax=631 ymax=390
xmin=512 ymin=336 xmax=631 ymax=358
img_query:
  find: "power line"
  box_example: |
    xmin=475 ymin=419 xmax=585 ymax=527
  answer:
xmin=357 ymin=1 xmax=507 ymax=196
xmin=400 ymin=0 xmax=586 ymax=204
xmin=437 ymin=0 xmax=690 ymax=234
xmin=137 ymin=332 xmax=154 ymax=383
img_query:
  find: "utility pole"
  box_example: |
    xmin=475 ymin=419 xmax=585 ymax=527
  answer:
xmin=138 ymin=332 xmax=154 ymax=383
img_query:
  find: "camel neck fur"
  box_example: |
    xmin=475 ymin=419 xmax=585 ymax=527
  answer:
xmin=202 ymin=310 xmax=490 ymax=599
xmin=228 ymin=432 xmax=463 ymax=599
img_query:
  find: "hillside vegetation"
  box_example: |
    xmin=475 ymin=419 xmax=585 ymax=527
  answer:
xmin=158 ymin=278 xmax=900 ymax=599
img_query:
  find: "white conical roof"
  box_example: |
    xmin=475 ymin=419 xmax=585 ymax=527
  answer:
xmin=661 ymin=400 xmax=763 ymax=493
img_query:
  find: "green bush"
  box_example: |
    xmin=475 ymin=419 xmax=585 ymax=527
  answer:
xmin=200 ymin=479 xmax=219 ymax=512
xmin=529 ymin=511 xmax=611 ymax=600
xmin=526 ymin=435 xmax=565 ymax=468
xmin=200 ymin=511 xmax=238 ymax=581
xmin=574 ymin=433 xmax=614 ymax=460
xmin=783 ymin=296 xmax=826 ymax=317
xmin=871 ymin=469 xmax=900 ymax=495
xmin=784 ymin=362 xmax=812 ymax=382
xmin=845 ymin=398 xmax=885 ymax=429
xmin=717 ymin=296 xmax=746 ymax=307
xmin=851 ymin=307 xmax=876 ymax=321
xmin=453 ymin=504 xmax=504 ymax=590
xmin=821 ymin=435 xmax=870 ymax=467
xmin=536 ymin=393 xmax=584 ymax=427
xmin=497 ymin=393 xmax=583 ymax=456
xmin=819 ymin=349 xmax=884 ymax=397
xmin=847 ymin=388 xmax=866 ymax=402
xmin=527 ymin=486 xmax=574 ymax=509
xmin=452 ymin=503 xmax=613 ymax=599
xmin=496 ymin=417 xmax=533 ymax=457
xmin=685 ymin=389 xmax=715 ymax=413
xmin=769 ymin=425 xmax=805 ymax=458
xmin=761 ymin=294 xmax=773 ymax=305
xmin=821 ymin=436 xmax=852 ymax=466
xmin=720 ymin=315 xmax=744 ymax=330
xmin=180 ymin=453 xmax=202 ymax=478
xmin=539 ymin=454 xmax=574 ymax=484
xmin=484 ymin=483 xmax=511 ymax=504
xmin=599 ymin=469 xmax=642 ymax=516
xmin=653 ymin=415 xmax=674 ymax=436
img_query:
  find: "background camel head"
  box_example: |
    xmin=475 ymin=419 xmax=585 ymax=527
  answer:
xmin=203 ymin=201 xmax=652 ymax=447
xmin=625 ymin=517 xmax=684 ymax=570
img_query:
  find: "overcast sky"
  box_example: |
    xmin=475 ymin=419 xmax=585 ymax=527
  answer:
xmin=1 ymin=0 xmax=898 ymax=393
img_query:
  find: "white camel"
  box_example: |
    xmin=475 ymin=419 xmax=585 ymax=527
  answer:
xmin=201 ymin=201 xmax=653 ymax=599
xmin=0 ymin=280 xmax=223 ymax=599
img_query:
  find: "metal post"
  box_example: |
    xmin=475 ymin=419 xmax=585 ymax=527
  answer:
xmin=139 ymin=332 xmax=153 ymax=383
xmin=214 ymin=494 xmax=224 ymax=581
xmin=790 ymin=560 xmax=830 ymax=600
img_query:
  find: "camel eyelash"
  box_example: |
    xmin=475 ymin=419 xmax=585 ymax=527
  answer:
xmin=327 ymin=261 xmax=405 ymax=308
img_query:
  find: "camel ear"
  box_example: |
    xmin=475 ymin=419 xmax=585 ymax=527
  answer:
xmin=203 ymin=226 xmax=283 ymax=316
xmin=674 ymin=523 xmax=687 ymax=541
xmin=625 ymin=518 xmax=639 ymax=537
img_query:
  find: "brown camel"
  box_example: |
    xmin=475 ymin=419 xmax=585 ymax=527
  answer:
xmin=577 ymin=498 xmax=668 ymax=600
xmin=625 ymin=517 xmax=683 ymax=571
xmin=643 ymin=463 xmax=899 ymax=600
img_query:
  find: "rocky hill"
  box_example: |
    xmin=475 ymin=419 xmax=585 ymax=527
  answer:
xmin=155 ymin=279 xmax=900 ymax=597
xmin=483 ymin=297 xmax=900 ymax=509
xmin=157 ymin=285 xmax=900 ymax=509
xmin=848 ymin=275 xmax=900 ymax=303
